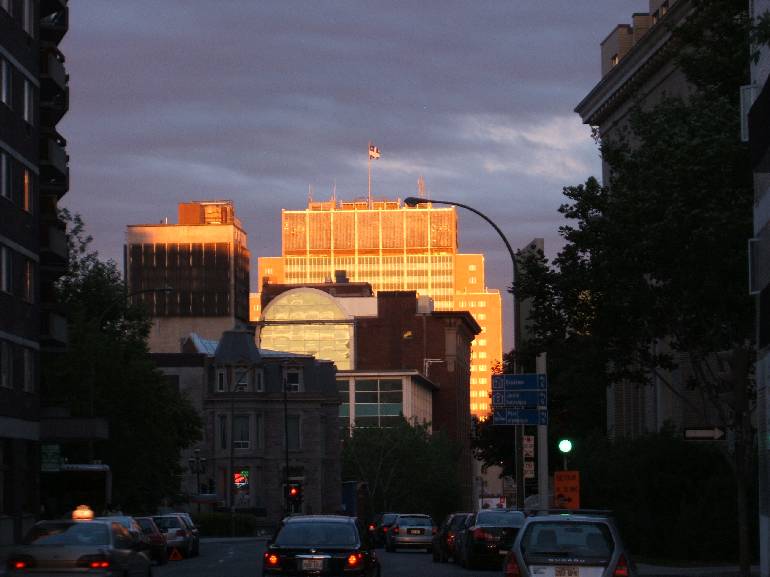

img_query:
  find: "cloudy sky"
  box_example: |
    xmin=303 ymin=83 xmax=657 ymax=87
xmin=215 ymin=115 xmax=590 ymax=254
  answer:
xmin=59 ymin=1 xmax=640 ymax=349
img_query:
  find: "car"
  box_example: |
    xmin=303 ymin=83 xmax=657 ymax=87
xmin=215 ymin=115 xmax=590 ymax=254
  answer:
xmin=153 ymin=514 xmax=194 ymax=558
xmin=5 ymin=518 xmax=153 ymax=576
xmin=455 ymin=509 xmax=525 ymax=569
xmin=502 ymin=511 xmax=637 ymax=577
xmin=432 ymin=512 xmax=471 ymax=562
xmin=262 ymin=515 xmax=380 ymax=576
xmin=166 ymin=512 xmax=200 ymax=556
xmin=135 ymin=516 xmax=168 ymax=565
xmin=384 ymin=514 xmax=435 ymax=553
xmin=368 ymin=512 xmax=399 ymax=547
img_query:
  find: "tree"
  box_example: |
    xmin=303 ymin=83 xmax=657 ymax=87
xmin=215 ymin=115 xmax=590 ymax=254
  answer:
xmin=43 ymin=210 xmax=201 ymax=512
xmin=509 ymin=0 xmax=760 ymax=572
xmin=341 ymin=418 xmax=461 ymax=522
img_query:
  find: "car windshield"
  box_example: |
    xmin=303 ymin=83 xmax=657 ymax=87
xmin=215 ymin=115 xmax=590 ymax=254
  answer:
xmin=153 ymin=516 xmax=182 ymax=530
xmin=477 ymin=511 xmax=525 ymax=526
xmin=397 ymin=516 xmax=432 ymax=526
xmin=274 ymin=522 xmax=358 ymax=547
xmin=521 ymin=522 xmax=614 ymax=559
xmin=23 ymin=522 xmax=110 ymax=546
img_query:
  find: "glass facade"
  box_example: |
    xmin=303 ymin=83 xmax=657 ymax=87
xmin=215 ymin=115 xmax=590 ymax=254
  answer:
xmin=260 ymin=289 xmax=354 ymax=370
xmin=337 ymin=377 xmax=404 ymax=428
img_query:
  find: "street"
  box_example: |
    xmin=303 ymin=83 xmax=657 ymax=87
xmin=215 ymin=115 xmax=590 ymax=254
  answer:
xmin=154 ymin=539 xmax=498 ymax=577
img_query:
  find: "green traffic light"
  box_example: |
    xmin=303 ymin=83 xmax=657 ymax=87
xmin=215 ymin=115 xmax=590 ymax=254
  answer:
xmin=558 ymin=439 xmax=573 ymax=453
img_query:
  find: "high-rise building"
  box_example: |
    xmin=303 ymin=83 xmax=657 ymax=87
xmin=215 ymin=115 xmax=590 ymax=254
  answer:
xmin=253 ymin=198 xmax=502 ymax=418
xmin=125 ymin=200 xmax=250 ymax=352
xmin=0 ymin=0 xmax=70 ymax=543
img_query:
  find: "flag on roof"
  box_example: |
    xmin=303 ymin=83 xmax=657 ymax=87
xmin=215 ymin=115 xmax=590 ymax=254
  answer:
xmin=368 ymin=144 xmax=381 ymax=159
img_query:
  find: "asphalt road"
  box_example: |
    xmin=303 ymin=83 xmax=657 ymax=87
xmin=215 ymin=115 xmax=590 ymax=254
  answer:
xmin=153 ymin=539 xmax=502 ymax=577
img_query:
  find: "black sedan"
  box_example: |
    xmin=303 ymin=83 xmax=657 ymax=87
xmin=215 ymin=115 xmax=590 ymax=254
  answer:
xmin=262 ymin=515 xmax=381 ymax=577
xmin=456 ymin=509 xmax=525 ymax=569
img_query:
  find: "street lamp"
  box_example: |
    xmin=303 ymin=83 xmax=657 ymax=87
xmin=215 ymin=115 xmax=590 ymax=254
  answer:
xmin=188 ymin=448 xmax=207 ymax=513
xmin=403 ymin=196 xmax=524 ymax=508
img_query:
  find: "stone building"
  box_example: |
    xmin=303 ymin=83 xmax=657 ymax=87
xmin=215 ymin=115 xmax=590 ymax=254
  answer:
xmin=151 ymin=329 xmax=341 ymax=525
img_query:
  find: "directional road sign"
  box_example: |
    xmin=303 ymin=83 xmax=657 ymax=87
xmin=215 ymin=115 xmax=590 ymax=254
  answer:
xmin=684 ymin=427 xmax=725 ymax=441
xmin=491 ymin=389 xmax=547 ymax=408
xmin=492 ymin=373 xmax=548 ymax=391
xmin=492 ymin=407 xmax=549 ymax=426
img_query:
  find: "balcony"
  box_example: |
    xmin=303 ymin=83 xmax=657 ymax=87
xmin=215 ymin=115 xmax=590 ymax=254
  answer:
xmin=39 ymin=1 xmax=68 ymax=46
xmin=40 ymin=220 xmax=68 ymax=269
xmin=39 ymin=131 xmax=69 ymax=199
xmin=40 ymin=308 xmax=68 ymax=348
xmin=40 ymin=49 xmax=68 ymax=126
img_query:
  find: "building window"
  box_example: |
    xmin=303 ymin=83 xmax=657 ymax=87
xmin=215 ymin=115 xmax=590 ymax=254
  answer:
xmin=0 ymin=153 xmax=8 ymax=199
xmin=234 ymin=367 xmax=250 ymax=392
xmin=22 ymin=348 xmax=33 ymax=392
xmin=0 ymin=59 xmax=9 ymax=106
xmin=23 ymin=80 xmax=33 ymax=124
xmin=286 ymin=415 xmax=301 ymax=450
xmin=22 ymin=259 xmax=33 ymax=302
xmin=478 ymin=351 xmax=487 ymax=359
xmin=468 ymin=276 xmax=477 ymax=284
xmin=468 ymin=264 xmax=477 ymax=271
xmin=611 ymin=53 xmax=619 ymax=67
xmin=477 ymin=301 xmax=486 ymax=308
xmin=233 ymin=415 xmax=250 ymax=449
xmin=0 ymin=341 xmax=10 ymax=388
xmin=284 ymin=367 xmax=303 ymax=392
xmin=476 ymin=313 xmax=486 ymax=320
xmin=216 ymin=370 xmax=226 ymax=392
xmin=0 ymin=246 xmax=10 ymax=293
xmin=477 ymin=338 xmax=487 ymax=346
xmin=255 ymin=369 xmax=264 ymax=392
xmin=219 ymin=415 xmax=227 ymax=450
xmin=22 ymin=169 xmax=31 ymax=212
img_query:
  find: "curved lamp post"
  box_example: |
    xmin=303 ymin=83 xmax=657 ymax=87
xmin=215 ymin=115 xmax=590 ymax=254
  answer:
xmin=403 ymin=197 xmax=524 ymax=508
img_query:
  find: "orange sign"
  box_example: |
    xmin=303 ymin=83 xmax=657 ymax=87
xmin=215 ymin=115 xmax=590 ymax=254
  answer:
xmin=554 ymin=470 xmax=580 ymax=509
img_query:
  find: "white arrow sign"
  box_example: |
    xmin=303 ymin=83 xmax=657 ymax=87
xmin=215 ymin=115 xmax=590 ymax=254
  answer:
xmin=684 ymin=427 xmax=726 ymax=441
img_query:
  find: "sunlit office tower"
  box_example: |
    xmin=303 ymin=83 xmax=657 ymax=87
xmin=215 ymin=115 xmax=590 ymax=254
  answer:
xmin=252 ymin=199 xmax=502 ymax=418
xmin=125 ymin=201 xmax=250 ymax=352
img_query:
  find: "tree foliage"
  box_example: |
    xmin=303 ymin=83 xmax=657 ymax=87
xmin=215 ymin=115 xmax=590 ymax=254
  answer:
xmin=43 ymin=210 xmax=202 ymax=512
xmin=341 ymin=418 xmax=461 ymax=522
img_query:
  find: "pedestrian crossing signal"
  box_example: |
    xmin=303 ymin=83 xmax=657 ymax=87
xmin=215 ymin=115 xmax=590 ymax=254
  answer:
xmin=287 ymin=482 xmax=303 ymax=503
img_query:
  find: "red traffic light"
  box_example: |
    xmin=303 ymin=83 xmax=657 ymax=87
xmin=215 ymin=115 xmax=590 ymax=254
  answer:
xmin=289 ymin=486 xmax=298 ymax=497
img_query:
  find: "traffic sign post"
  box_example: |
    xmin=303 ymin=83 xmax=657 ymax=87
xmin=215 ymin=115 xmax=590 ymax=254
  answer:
xmin=684 ymin=427 xmax=725 ymax=441
xmin=492 ymin=408 xmax=549 ymax=426
xmin=492 ymin=373 xmax=548 ymax=391
xmin=554 ymin=470 xmax=580 ymax=509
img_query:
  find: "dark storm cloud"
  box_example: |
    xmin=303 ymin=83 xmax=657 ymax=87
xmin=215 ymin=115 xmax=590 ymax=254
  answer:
xmin=59 ymin=1 xmax=641 ymax=346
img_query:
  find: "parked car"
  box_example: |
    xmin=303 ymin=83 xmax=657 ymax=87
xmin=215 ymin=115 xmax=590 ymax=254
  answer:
xmin=166 ymin=512 xmax=200 ymax=556
xmin=135 ymin=516 xmax=168 ymax=565
xmin=153 ymin=514 xmax=194 ymax=557
xmin=6 ymin=518 xmax=152 ymax=576
xmin=368 ymin=512 xmax=399 ymax=547
xmin=432 ymin=512 xmax=471 ymax=562
xmin=502 ymin=511 xmax=637 ymax=577
xmin=384 ymin=514 xmax=435 ymax=553
xmin=455 ymin=509 xmax=525 ymax=569
xmin=262 ymin=515 xmax=380 ymax=576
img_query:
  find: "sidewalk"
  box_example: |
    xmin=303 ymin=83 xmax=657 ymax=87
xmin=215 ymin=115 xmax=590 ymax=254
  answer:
xmin=638 ymin=563 xmax=759 ymax=577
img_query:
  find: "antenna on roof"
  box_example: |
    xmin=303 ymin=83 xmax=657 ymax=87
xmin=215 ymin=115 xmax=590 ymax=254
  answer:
xmin=417 ymin=176 xmax=426 ymax=199
xmin=308 ymin=184 xmax=314 ymax=204
xmin=331 ymin=180 xmax=337 ymax=205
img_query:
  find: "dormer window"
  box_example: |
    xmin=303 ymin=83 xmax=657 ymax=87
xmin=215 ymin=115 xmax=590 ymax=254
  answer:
xmin=611 ymin=53 xmax=620 ymax=67
xmin=216 ymin=369 xmax=226 ymax=392
xmin=284 ymin=367 xmax=304 ymax=393
xmin=652 ymin=10 xmax=659 ymax=24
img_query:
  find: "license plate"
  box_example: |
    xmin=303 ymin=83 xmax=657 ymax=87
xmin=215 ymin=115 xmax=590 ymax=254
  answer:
xmin=301 ymin=558 xmax=324 ymax=571
xmin=555 ymin=567 xmax=579 ymax=577
xmin=408 ymin=528 xmax=423 ymax=535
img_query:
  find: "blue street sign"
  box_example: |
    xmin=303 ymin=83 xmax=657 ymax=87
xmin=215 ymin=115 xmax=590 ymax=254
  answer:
xmin=492 ymin=407 xmax=549 ymax=426
xmin=492 ymin=390 xmax=547 ymax=408
xmin=492 ymin=373 xmax=548 ymax=391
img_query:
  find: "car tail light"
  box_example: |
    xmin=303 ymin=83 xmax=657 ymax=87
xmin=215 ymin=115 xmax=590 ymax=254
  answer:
xmin=368 ymin=524 xmax=375 ymax=531
xmin=473 ymin=528 xmax=495 ymax=541
xmin=264 ymin=552 xmax=280 ymax=566
xmin=347 ymin=553 xmax=363 ymax=566
xmin=382 ymin=526 xmax=388 ymax=532
xmin=503 ymin=553 xmax=521 ymax=577
xmin=76 ymin=555 xmax=110 ymax=569
xmin=432 ymin=526 xmax=437 ymax=535
xmin=392 ymin=526 xmax=399 ymax=534
xmin=614 ymin=554 xmax=630 ymax=577
xmin=10 ymin=560 xmax=27 ymax=570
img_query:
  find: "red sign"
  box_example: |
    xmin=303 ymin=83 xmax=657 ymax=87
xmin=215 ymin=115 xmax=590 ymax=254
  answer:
xmin=554 ymin=470 xmax=580 ymax=509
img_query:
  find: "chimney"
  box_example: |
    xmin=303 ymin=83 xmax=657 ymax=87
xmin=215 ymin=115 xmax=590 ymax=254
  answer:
xmin=334 ymin=270 xmax=349 ymax=284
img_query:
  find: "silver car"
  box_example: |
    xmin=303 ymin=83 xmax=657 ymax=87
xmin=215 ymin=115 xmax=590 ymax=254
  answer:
xmin=153 ymin=514 xmax=193 ymax=557
xmin=6 ymin=519 xmax=152 ymax=576
xmin=502 ymin=512 xmax=636 ymax=577
xmin=385 ymin=514 xmax=435 ymax=552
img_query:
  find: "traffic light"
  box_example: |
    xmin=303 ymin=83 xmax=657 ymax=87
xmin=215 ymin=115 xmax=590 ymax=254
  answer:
xmin=287 ymin=482 xmax=303 ymax=504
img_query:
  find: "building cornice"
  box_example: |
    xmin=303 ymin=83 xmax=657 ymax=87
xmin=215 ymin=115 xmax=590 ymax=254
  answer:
xmin=575 ymin=0 xmax=693 ymax=127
